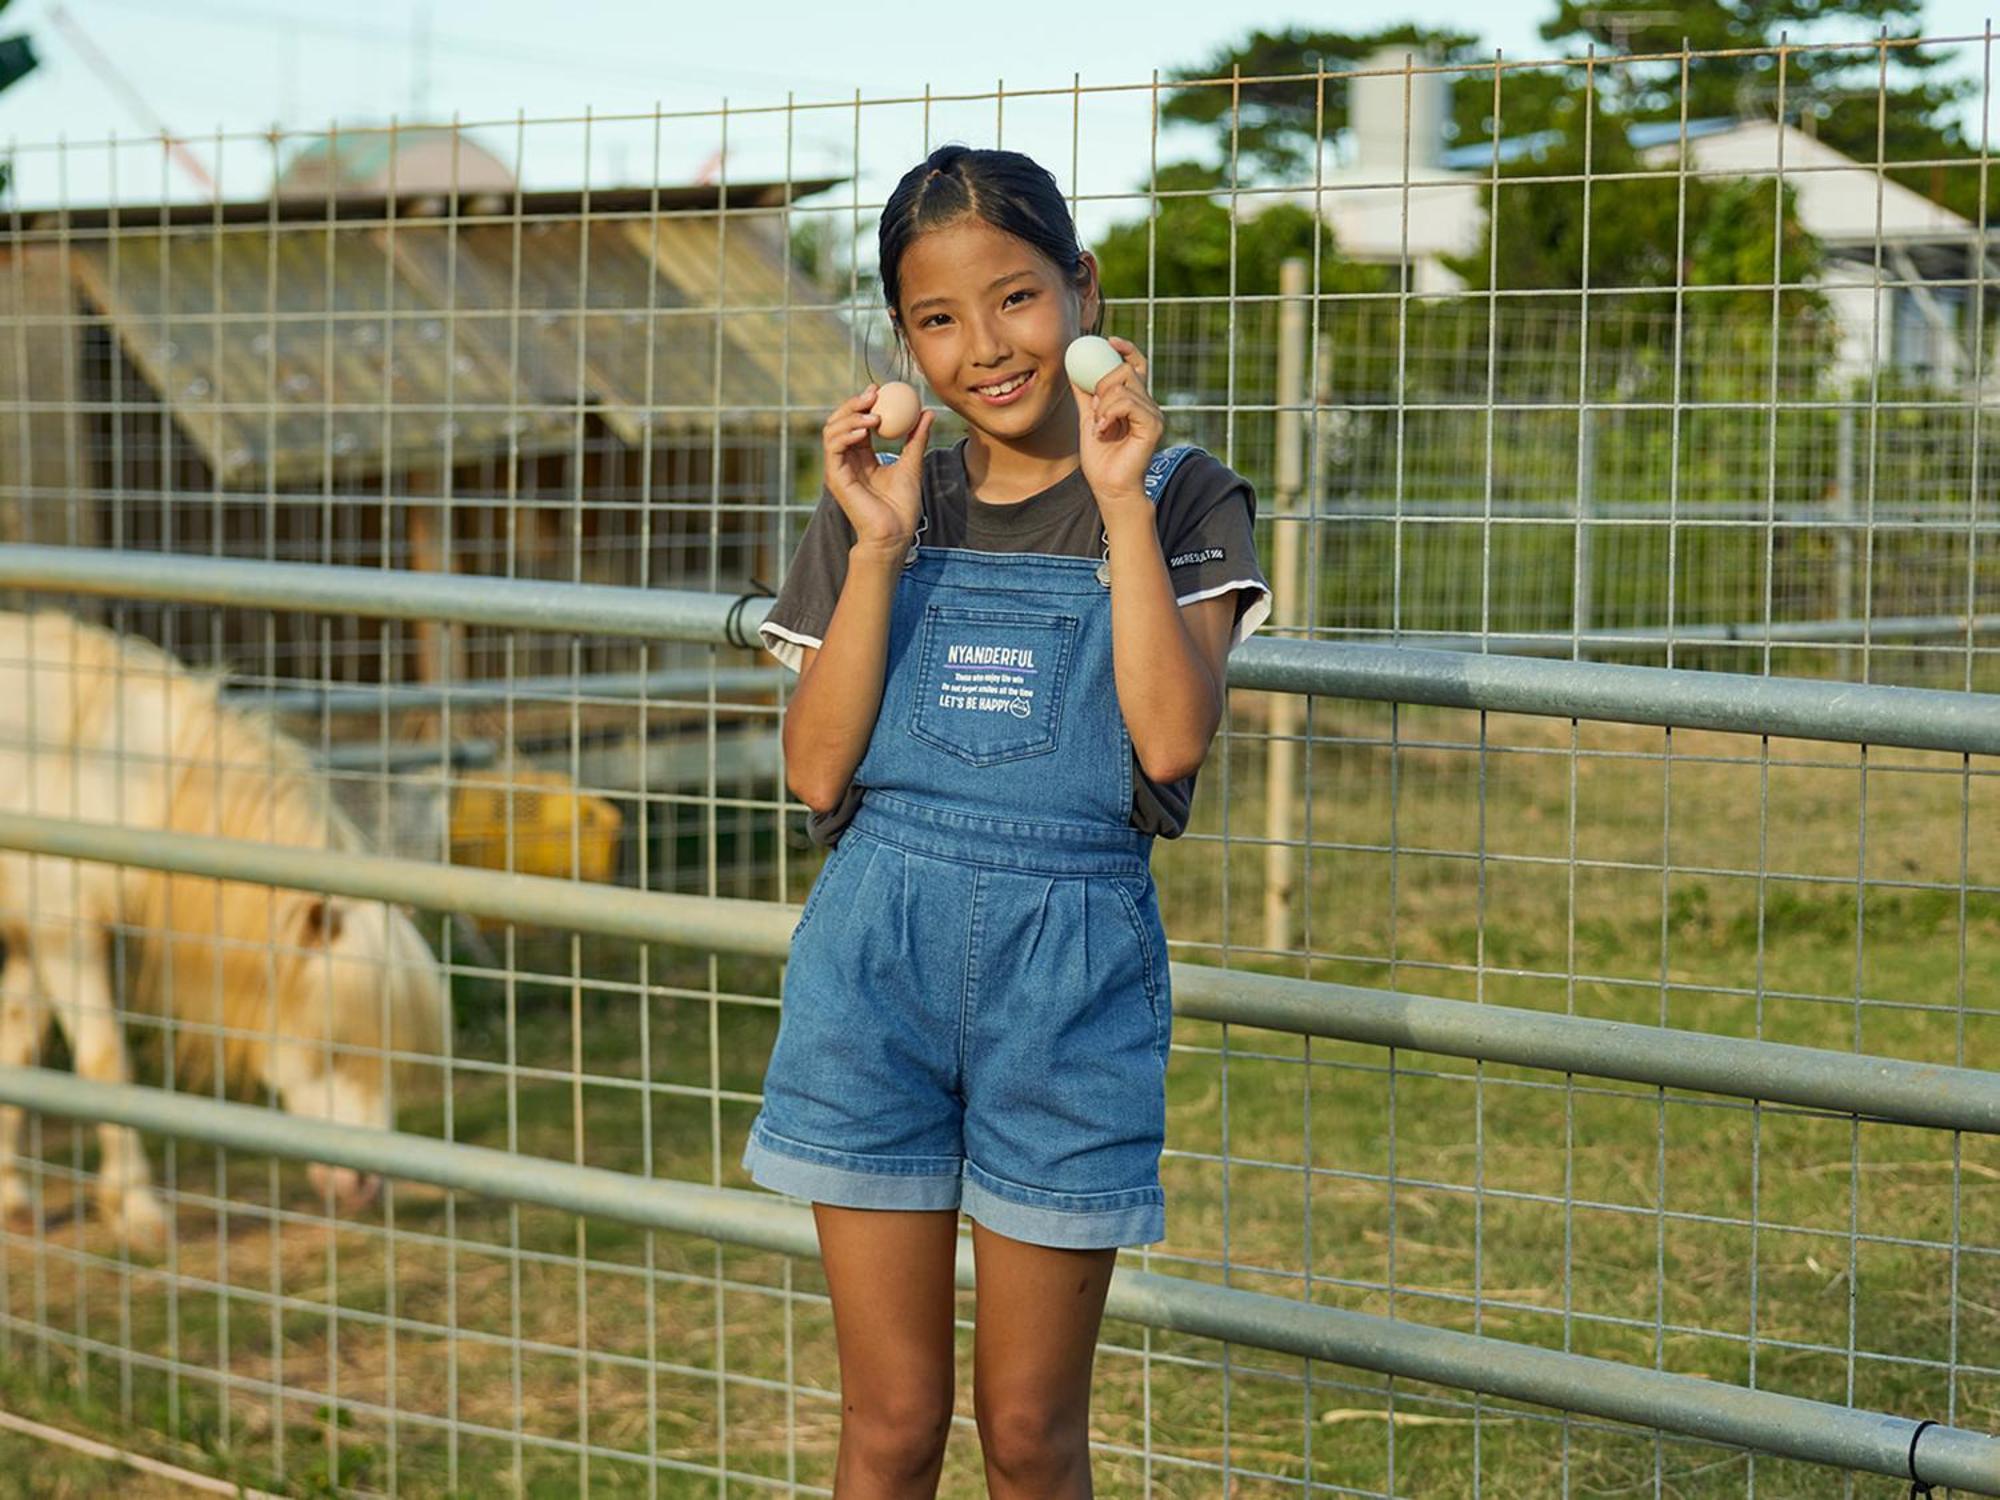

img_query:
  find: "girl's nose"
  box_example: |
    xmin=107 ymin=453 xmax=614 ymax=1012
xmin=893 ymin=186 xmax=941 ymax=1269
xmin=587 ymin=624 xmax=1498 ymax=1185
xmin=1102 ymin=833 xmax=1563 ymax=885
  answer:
xmin=968 ymin=318 xmax=1011 ymax=368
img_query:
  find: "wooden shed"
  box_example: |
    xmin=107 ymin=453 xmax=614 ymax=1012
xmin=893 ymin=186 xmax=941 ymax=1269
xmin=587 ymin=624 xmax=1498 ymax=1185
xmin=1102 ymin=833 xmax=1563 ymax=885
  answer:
xmin=0 ymin=176 xmax=861 ymax=688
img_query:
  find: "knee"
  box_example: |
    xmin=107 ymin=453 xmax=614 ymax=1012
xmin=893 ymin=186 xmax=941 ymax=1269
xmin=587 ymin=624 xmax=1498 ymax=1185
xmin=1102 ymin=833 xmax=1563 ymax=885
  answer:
xmin=974 ymin=1398 xmax=1089 ymax=1486
xmin=843 ymin=1386 xmax=954 ymax=1482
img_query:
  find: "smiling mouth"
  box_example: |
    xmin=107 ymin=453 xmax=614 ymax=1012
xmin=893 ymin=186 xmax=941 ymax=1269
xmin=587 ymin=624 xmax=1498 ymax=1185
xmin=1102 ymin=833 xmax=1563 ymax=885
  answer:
xmin=969 ymin=369 xmax=1036 ymax=405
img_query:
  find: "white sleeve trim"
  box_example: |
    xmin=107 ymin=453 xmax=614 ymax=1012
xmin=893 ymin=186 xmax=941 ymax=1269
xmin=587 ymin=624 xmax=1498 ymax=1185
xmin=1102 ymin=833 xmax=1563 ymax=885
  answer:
xmin=757 ymin=619 xmax=823 ymax=675
xmin=1176 ymin=578 xmax=1273 ymax=652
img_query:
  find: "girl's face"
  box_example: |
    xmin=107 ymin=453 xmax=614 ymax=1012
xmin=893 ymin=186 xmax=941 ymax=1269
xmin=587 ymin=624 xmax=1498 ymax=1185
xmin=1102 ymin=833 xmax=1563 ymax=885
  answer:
xmin=892 ymin=215 xmax=1099 ymax=446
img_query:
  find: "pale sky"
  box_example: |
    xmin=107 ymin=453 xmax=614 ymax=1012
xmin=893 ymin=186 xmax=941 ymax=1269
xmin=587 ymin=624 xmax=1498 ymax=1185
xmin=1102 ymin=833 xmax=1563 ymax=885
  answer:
xmin=0 ymin=0 xmax=1995 ymax=224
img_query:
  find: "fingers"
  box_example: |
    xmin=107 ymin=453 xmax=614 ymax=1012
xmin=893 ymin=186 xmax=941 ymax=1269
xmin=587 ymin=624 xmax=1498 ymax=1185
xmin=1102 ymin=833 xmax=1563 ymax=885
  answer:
xmin=828 ymin=384 xmax=882 ymax=420
xmin=1087 ymin=384 xmax=1161 ymax=441
xmin=1103 ymin=335 xmax=1150 ymax=384
xmin=822 ymin=386 xmax=884 ymax=461
xmin=822 ymin=386 xmax=883 ymax=439
xmin=824 ymin=416 xmax=877 ymax=458
xmin=900 ymin=406 xmax=936 ymax=463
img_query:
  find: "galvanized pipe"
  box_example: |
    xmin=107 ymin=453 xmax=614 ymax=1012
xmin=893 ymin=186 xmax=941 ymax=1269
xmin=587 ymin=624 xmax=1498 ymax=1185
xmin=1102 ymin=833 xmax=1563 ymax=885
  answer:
xmin=0 ymin=811 xmax=791 ymax=958
xmin=230 ymin=667 xmax=777 ymax=716
xmin=1419 ymin=611 xmax=2000 ymax=654
xmin=2 ymin=811 xmax=1996 ymax=1136
xmin=1169 ymin=967 xmax=2000 ymax=1134
xmin=0 ymin=545 xmax=740 ymax=641
xmin=5 ymin=545 xmax=1999 ymax=753
xmin=1223 ymin=635 xmax=2000 ymax=756
xmin=1 ymin=1064 xmax=1993 ymax=1495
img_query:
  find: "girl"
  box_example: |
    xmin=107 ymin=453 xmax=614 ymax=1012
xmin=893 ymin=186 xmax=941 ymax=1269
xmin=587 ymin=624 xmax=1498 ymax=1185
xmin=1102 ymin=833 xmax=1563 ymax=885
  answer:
xmin=743 ymin=144 xmax=1270 ymax=1498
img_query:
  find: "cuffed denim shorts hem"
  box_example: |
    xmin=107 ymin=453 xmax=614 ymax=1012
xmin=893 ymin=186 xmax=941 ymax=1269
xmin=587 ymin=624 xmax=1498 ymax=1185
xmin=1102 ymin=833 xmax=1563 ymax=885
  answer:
xmin=742 ymin=1122 xmax=961 ymax=1211
xmin=741 ymin=1122 xmax=1166 ymax=1249
xmin=960 ymin=1159 xmax=1164 ymax=1250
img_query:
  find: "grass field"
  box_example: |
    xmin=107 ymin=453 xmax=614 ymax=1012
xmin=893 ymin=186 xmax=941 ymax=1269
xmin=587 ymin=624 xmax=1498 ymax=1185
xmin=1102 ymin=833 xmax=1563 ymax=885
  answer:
xmin=3 ymin=708 xmax=1996 ymax=1496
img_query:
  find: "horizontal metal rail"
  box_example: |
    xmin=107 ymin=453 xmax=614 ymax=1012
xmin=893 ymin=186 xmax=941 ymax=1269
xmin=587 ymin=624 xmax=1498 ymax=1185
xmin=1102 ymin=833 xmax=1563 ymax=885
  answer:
xmin=1420 ymin=612 xmax=2000 ymax=655
xmin=1 ymin=811 xmax=1995 ymax=1136
xmin=228 ymin=667 xmax=777 ymax=715
xmin=1 ymin=1064 xmax=1993 ymax=1494
xmin=1170 ymin=970 xmax=2000 ymax=1134
xmin=1228 ymin=636 xmax=2000 ymax=756
xmin=4 ymin=545 xmax=2000 ymax=754
xmin=0 ymin=546 xmax=742 ymax=641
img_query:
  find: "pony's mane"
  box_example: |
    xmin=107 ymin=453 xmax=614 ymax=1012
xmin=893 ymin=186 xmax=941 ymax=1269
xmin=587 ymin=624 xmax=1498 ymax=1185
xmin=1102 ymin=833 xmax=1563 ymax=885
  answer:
xmin=31 ymin=612 xmax=434 ymax=1089
xmin=43 ymin=611 xmax=365 ymax=857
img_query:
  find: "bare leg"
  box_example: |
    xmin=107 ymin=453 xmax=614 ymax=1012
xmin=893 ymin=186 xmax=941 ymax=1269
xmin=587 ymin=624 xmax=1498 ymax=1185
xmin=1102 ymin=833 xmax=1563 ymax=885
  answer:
xmin=813 ymin=1204 xmax=960 ymax=1498
xmin=970 ymin=1220 xmax=1118 ymax=1500
xmin=37 ymin=928 xmax=166 ymax=1251
xmin=0 ymin=944 xmax=49 ymax=1221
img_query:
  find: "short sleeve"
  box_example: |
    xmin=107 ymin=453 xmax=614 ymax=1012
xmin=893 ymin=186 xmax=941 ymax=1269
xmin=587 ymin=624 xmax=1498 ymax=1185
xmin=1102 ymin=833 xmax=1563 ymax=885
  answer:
xmin=1157 ymin=454 xmax=1272 ymax=652
xmin=757 ymin=485 xmax=856 ymax=673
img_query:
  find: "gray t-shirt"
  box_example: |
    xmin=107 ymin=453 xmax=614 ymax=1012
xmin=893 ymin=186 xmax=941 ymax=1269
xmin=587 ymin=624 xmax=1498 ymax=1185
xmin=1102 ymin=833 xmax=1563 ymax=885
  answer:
xmin=759 ymin=437 xmax=1272 ymax=847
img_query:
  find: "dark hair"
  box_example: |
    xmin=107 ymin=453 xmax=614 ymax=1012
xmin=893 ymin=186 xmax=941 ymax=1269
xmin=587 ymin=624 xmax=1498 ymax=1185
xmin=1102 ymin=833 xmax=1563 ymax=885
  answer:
xmin=878 ymin=145 xmax=1101 ymax=337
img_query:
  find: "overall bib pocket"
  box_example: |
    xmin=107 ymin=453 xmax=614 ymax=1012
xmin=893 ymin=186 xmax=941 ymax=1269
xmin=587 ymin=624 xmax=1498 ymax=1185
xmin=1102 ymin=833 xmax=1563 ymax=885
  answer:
xmin=909 ymin=603 xmax=1078 ymax=767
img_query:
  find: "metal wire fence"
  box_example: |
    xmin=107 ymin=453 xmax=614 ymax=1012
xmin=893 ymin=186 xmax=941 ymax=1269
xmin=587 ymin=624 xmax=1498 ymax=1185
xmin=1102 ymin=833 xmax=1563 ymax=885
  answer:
xmin=0 ymin=33 xmax=1998 ymax=1498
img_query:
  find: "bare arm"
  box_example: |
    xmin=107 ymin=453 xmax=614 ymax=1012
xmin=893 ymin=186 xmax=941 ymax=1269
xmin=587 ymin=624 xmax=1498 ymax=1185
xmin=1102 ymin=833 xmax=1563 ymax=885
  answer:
xmin=1103 ymin=503 xmax=1235 ymax=783
xmin=780 ymin=541 xmax=908 ymax=814
xmin=1079 ymin=336 xmax=1239 ymax=783
xmin=782 ymin=387 xmax=934 ymax=815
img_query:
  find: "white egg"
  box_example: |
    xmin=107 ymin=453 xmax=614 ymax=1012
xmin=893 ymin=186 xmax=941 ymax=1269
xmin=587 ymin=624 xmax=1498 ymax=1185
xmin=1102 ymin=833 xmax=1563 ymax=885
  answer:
xmin=1064 ymin=335 xmax=1125 ymax=394
xmin=873 ymin=380 xmax=921 ymax=441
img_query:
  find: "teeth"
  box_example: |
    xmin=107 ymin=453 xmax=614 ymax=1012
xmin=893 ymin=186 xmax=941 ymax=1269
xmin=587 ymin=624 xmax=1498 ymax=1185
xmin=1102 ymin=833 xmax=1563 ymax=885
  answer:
xmin=977 ymin=373 xmax=1029 ymax=396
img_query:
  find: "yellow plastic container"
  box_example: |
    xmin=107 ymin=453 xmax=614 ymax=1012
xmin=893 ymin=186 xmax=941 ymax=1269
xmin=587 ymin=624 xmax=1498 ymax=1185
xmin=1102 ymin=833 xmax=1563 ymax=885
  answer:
xmin=449 ymin=768 xmax=622 ymax=889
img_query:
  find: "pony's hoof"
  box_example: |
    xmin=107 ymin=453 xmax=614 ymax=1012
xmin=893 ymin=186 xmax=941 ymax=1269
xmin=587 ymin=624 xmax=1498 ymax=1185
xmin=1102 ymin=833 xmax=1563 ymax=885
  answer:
xmin=101 ymin=1191 xmax=169 ymax=1256
xmin=309 ymin=1163 xmax=382 ymax=1214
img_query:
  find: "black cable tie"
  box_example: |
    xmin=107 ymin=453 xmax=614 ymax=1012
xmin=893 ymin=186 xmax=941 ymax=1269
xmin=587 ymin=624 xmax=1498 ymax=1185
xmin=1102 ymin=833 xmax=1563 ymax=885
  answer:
xmin=724 ymin=576 xmax=777 ymax=651
xmin=1908 ymin=1417 xmax=1938 ymax=1498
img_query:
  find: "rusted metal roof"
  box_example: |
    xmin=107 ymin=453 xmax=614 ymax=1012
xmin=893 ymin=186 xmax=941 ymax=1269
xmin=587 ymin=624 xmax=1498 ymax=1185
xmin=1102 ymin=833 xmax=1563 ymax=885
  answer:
xmin=53 ymin=182 xmax=864 ymax=486
xmin=69 ymin=224 xmax=574 ymax=487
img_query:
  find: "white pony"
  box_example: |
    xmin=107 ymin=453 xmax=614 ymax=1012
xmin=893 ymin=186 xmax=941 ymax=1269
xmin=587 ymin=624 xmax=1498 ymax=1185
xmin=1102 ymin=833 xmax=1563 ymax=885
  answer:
xmin=0 ymin=611 xmax=447 ymax=1248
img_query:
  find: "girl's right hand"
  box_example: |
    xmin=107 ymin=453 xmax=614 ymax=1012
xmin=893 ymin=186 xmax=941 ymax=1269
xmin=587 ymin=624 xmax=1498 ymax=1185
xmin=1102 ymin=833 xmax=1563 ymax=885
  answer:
xmin=822 ymin=385 xmax=934 ymax=554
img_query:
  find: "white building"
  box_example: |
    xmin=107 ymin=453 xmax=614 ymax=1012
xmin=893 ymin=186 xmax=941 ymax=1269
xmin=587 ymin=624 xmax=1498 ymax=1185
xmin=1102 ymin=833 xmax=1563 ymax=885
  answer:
xmin=1274 ymin=49 xmax=1985 ymax=385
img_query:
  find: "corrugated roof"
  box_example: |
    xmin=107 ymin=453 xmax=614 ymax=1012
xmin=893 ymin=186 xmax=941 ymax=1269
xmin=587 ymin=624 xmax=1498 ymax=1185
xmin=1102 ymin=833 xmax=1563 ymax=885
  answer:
xmin=55 ymin=183 xmax=863 ymax=484
xmin=70 ymin=224 xmax=574 ymax=488
xmin=624 ymin=215 xmax=864 ymax=423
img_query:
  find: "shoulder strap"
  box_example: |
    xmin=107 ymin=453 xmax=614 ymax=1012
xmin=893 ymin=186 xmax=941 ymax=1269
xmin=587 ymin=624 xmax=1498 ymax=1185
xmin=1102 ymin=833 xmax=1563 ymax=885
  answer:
xmin=1142 ymin=444 xmax=1203 ymax=504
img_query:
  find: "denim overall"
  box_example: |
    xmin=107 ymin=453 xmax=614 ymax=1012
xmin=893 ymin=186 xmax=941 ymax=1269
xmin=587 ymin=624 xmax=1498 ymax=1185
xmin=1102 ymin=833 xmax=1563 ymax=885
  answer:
xmin=741 ymin=447 xmax=1201 ymax=1249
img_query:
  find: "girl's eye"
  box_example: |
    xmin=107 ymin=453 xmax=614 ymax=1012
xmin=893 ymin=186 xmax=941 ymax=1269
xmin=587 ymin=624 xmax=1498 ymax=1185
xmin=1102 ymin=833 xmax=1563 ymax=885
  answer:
xmin=916 ymin=289 xmax=1028 ymax=328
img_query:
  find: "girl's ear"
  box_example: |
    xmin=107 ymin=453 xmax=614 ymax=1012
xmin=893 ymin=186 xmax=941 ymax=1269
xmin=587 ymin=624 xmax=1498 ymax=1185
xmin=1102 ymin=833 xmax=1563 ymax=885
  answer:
xmin=1076 ymin=251 xmax=1104 ymax=337
xmin=886 ymin=310 xmax=914 ymax=379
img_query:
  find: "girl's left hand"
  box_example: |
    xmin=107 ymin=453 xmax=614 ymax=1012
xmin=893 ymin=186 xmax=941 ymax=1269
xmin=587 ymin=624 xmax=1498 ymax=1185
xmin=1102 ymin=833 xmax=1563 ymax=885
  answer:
xmin=1077 ymin=335 xmax=1164 ymax=507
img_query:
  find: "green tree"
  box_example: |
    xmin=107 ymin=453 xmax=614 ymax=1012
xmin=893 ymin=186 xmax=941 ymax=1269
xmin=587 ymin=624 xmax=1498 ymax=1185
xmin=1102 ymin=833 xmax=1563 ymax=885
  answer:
xmin=1162 ymin=26 xmax=1475 ymax=180
xmin=1159 ymin=25 xmax=1585 ymax=183
xmin=1091 ymin=160 xmax=1389 ymax=302
xmin=1441 ymin=90 xmax=1832 ymax=400
xmin=1539 ymin=1 xmax=1989 ymax=220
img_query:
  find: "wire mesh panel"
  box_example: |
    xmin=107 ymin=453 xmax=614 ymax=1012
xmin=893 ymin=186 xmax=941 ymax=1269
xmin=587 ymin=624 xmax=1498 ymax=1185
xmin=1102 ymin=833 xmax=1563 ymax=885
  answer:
xmin=0 ymin=31 xmax=1998 ymax=1499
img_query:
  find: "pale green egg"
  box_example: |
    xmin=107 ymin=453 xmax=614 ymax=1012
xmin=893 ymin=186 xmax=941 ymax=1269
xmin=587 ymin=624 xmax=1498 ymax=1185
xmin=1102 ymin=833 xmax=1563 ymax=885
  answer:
xmin=1063 ymin=335 xmax=1123 ymax=393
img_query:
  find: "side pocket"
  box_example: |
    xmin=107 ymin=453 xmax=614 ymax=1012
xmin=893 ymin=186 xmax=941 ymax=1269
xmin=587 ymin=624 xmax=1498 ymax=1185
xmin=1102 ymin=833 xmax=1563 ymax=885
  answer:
xmin=1110 ymin=879 xmax=1171 ymax=1070
xmin=790 ymin=836 xmax=852 ymax=944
